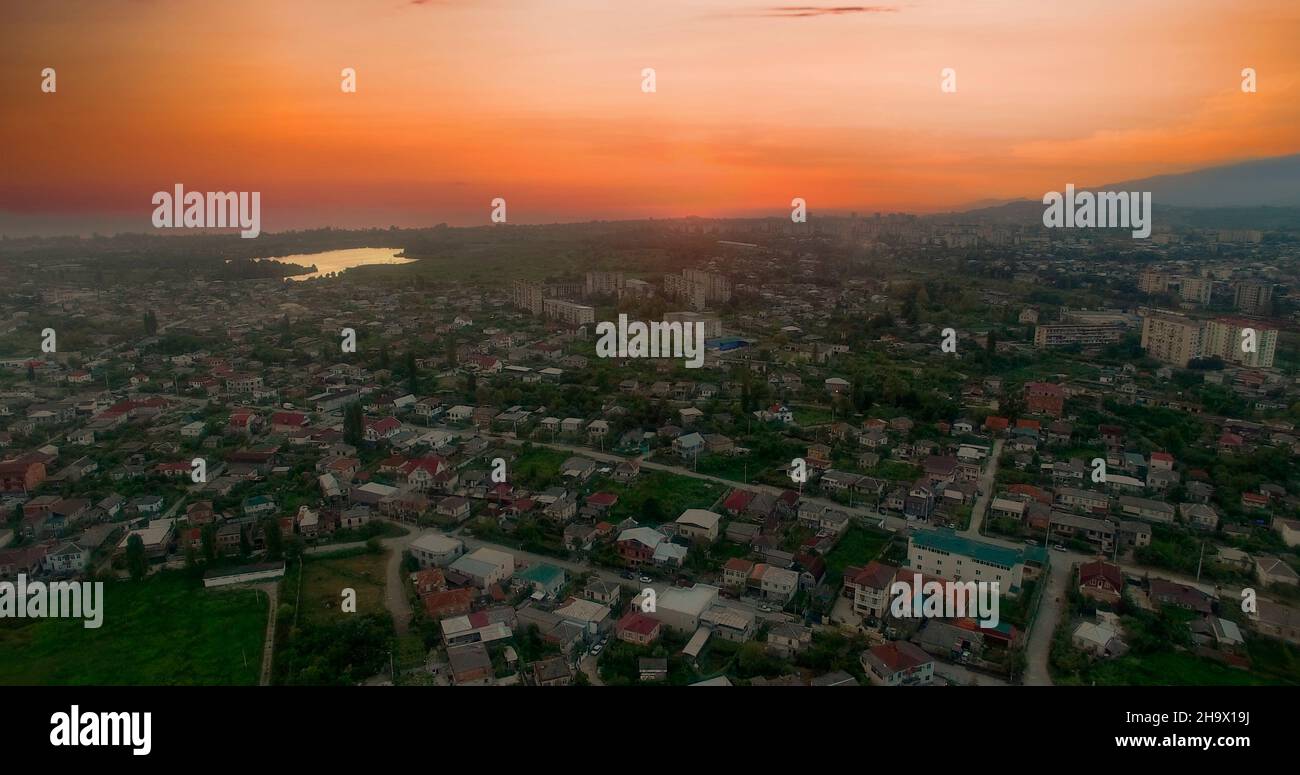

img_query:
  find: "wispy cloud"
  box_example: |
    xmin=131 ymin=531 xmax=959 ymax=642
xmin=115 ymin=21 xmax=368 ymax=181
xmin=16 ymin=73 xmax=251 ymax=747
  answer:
xmin=753 ymin=5 xmax=900 ymax=17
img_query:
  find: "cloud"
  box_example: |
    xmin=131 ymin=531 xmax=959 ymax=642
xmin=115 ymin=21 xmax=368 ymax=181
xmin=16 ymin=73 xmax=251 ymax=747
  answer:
xmin=756 ymin=5 xmax=900 ymax=17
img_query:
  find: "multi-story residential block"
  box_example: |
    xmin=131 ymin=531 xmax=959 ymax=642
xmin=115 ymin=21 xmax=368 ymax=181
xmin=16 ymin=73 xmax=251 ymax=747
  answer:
xmin=907 ymin=529 xmax=1031 ymax=594
xmin=1201 ymin=317 xmax=1277 ymax=368
xmin=1140 ymin=309 xmax=1202 ymax=367
xmin=664 ymin=269 xmax=731 ymax=310
xmin=1033 ymin=322 xmax=1126 ymax=349
xmin=510 ymin=280 xmax=544 ymax=315
xmin=542 ymin=298 xmax=595 ymax=326
xmin=1234 ymin=279 xmax=1274 ymax=315
xmin=585 ymin=271 xmax=625 ymax=297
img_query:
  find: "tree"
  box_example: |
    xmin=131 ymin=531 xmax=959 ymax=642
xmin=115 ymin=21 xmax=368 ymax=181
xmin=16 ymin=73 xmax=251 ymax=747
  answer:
xmin=343 ymin=402 xmax=364 ymax=446
xmin=640 ymin=496 xmax=665 ymax=524
xmin=405 ymin=351 xmax=419 ymax=395
xmin=201 ymin=523 xmax=217 ymax=562
xmin=125 ymin=534 xmax=148 ymax=580
xmin=262 ymin=517 xmax=284 ymax=561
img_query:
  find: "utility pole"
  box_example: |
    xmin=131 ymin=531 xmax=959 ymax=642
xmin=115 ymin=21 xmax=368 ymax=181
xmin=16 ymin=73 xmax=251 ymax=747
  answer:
xmin=1195 ymin=539 xmax=1204 ymax=582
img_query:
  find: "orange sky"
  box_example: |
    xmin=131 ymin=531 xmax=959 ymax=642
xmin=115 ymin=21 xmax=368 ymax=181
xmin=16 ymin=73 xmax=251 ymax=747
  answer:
xmin=2 ymin=0 xmax=1298 ymax=235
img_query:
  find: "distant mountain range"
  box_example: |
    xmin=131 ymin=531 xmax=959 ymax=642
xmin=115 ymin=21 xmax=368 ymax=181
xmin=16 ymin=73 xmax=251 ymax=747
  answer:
xmin=941 ymin=154 xmax=1300 ymax=228
xmin=1096 ymin=154 xmax=1300 ymax=208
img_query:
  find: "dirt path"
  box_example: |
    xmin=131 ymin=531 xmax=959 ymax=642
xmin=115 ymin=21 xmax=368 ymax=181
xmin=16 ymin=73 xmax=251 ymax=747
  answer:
xmin=256 ymin=582 xmax=279 ymax=686
xmin=383 ymin=534 xmax=416 ymax=636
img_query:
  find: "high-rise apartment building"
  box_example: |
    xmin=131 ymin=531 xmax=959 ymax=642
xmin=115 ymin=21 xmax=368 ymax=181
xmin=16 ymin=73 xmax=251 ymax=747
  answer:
xmin=1234 ymin=280 xmax=1274 ymax=315
xmin=665 ymin=269 xmax=731 ymax=311
xmin=543 ymin=298 xmax=596 ymax=327
xmin=1140 ymin=310 xmax=1202 ymax=367
xmin=1202 ymin=317 xmax=1277 ymax=368
xmin=585 ymin=271 xmax=625 ymax=298
xmin=1140 ymin=310 xmax=1278 ymax=368
xmin=1177 ymin=276 xmax=1213 ymax=305
xmin=510 ymin=280 xmax=544 ymax=315
xmin=1138 ymin=270 xmax=1212 ymax=305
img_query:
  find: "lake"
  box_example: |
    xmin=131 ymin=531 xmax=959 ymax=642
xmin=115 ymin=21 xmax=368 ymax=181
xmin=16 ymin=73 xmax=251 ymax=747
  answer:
xmin=257 ymin=247 xmax=415 ymax=280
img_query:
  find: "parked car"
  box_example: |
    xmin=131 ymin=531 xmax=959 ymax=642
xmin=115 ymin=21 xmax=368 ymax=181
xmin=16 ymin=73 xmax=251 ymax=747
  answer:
xmin=639 ymin=575 xmax=652 ymax=584
xmin=1052 ymin=544 xmax=1067 ymax=552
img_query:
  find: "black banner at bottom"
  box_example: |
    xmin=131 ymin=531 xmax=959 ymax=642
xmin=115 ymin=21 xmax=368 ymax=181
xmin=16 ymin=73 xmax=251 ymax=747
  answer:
xmin=4 ymin=685 xmax=1284 ymax=762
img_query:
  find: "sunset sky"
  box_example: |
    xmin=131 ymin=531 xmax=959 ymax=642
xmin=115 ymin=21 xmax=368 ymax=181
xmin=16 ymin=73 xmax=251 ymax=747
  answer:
xmin=2 ymin=0 xmax=1298 ymax=235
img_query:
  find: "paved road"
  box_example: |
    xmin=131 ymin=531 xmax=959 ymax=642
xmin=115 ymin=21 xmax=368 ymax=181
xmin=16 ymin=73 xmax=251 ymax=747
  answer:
xmin=1023 ymin=553 xmax=1073 ymax=686
xmin=962 ymin=438 xmax=1003 ymax=538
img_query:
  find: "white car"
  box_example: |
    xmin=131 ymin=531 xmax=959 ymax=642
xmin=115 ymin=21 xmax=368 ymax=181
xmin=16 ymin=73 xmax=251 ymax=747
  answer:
xmin=591 ymin=643 xmax=603 ymax=655
xmin=639 ymin=575 xmax=652 ymax=584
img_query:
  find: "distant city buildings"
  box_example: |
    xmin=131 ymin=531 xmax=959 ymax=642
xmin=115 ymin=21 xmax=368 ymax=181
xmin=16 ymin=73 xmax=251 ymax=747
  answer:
xmin=585 ymin=271 xmax=654 ymax=300
xmin=510 ymin=280 xmax=594 ymax=327
xmin=585 ymin=271 xmax=624 ymax=297
xmin=665 ymin=269 xmax=731 ymax=311
xmin=1234 ymin=279 xmax=1274 ymax=315
xmin=1139 ymin=270 xmax=1213 ymax=305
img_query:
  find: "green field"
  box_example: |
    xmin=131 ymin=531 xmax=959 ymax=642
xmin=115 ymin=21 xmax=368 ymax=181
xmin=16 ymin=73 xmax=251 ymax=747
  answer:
xmin=790 ymin=404 xmax=838 ymax=427
xmin=824 ymin=525 xmax=892 ymax=586
xmin=605 ymin=470 xmax=725 ymax=525
xmin=511 ymin=445 xmax=570 ymax=489
xmin=1082 ymin=650 xmax=1281 ymax=686
xmin=292 ymin=549 xmax=389 ymax=626
xmin=0 ymin=572 xmax=266 ymax=685
xmin=273 ymin=549 xmax=396 ymax=685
